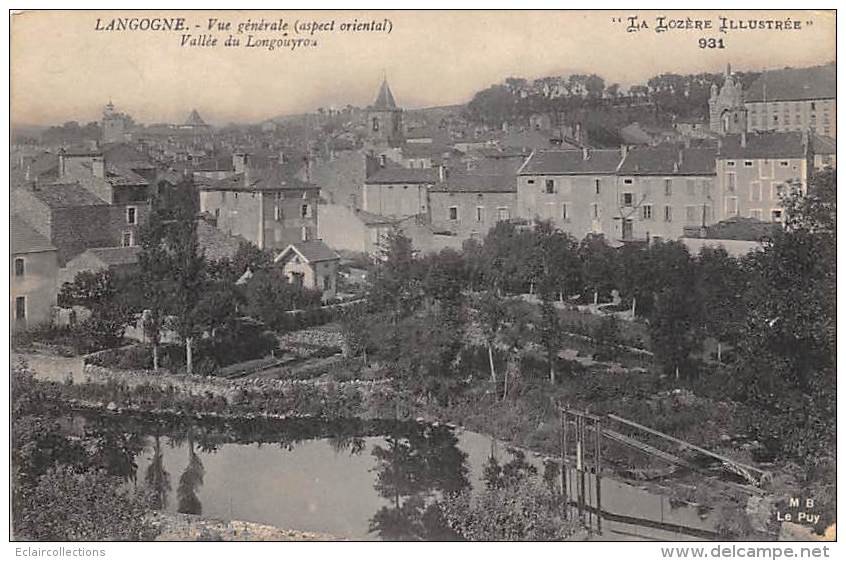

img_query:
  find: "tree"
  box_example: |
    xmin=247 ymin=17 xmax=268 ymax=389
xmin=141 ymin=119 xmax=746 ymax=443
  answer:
xmin=368 ymin=229 xmax=423 ymax=318
xmin=58 ymin=269 xmax=135 ymax=350
xmin=473 ymin=290 xmax=507 ymax=383
xmin=177 ymin=433 xmax=205 ymax=515
xmin=649 ymin=286 xmax=700 ymax=379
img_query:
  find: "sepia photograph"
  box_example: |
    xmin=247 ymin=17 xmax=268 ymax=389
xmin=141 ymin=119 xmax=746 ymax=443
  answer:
xmin=5 ymin=5 xmax=839 ymax=551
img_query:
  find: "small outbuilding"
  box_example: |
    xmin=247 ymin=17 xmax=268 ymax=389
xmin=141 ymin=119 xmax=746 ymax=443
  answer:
xmin=274 ymin=240 xmax=341 ymax=301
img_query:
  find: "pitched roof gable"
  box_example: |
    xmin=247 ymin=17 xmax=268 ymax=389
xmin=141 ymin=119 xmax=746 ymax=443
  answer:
xmin=275 ymin=239 xmax=340 ymax=264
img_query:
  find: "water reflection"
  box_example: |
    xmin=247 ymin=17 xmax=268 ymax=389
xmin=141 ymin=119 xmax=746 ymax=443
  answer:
xmin=177 ymin=432 xmax=205 ymax=515
xmin=145 ymin=434 xmax=171 ymax=510
xmin=369 ymin=424 xmax=468 ymax=540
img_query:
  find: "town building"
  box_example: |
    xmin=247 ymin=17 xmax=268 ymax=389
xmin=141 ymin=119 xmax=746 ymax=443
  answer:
xmin=198 ymin=153 xmax=320 ymax=251
xmin=274 ymin=240 xmax=341 ymax=301
xmin=680 ymin=216 xmax=778 ymax=257
xmin=616 ymin=146 xmax=718 ymax=241
xmin=744 ymin=64 xmax=836 ymax=138
xmin=708 ymin=65 xmax=747 ymax=135
xmin=429 ymin=172 xmax=518 ymax=242
xmin=11 ymin=182 xmax=124 ymax=264
xmin=60 ymin=246 xmax=142 ymax=285
xmin=516 ymin=148 xmax=623 ymax=240
xmin=715 ymin=131 xmax=812 ymax=223
xmin=361 ymin=161 xmax=440 ymax=219
xmin=317 ymin=204 xmax=396 ymax=256
xmin=101 ymin=100 xmax=132 ymax=144
xmin=11 ymin=215 xmax=59 ymax=331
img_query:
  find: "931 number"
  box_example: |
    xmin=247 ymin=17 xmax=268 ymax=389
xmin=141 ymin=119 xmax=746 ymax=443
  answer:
xmin=699 ymin=38 xmax=725 ymax=49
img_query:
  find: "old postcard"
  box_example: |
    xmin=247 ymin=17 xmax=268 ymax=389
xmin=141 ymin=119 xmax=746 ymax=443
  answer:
xmin=7 ymin=7 xmax=838 ymax=551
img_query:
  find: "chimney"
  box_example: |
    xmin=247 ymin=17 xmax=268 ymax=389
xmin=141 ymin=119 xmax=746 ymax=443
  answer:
xmin=379 ymin=154 xmax=387 ymax=167
xmin=582 ymin=146 xmax=590 ymax=161
xmin=678 ymin=149 xmax=684 ymax=168
xmin=92 ymin=156 xmax=105 ymax=179
xmin=438 ymin=165 xmax=447 ymax=182
xmin=740 ymin=132 xmax=747 ymax=148
xmin=58 ymin=149 xmax=66 ymax=180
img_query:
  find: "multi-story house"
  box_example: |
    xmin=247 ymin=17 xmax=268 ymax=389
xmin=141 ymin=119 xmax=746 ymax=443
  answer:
xmin=716 ymin=131 xmax=812 ymax=224
xmin=199 ymin=153 xmax=320 ymax=251
xmin=361 ymin=163 xmax=440 ymax=219
xmin=744 ymin=64 xmax=836 ymax=139
xmin=11 ymin=214 xmax=59 ymax=331
xmin=429 ymin=172 xmax=518 ymax=241
xmin=516 ymin=148 xmax=623 ymax=239
xmin=11 ymin=182 xmax=124 ymax=265
xmin=615 ymin=146 xmax=718 ymax=241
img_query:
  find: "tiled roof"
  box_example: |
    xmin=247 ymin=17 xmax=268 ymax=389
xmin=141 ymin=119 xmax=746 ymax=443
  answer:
xmin=101 ymin=143 xmax=157 ymax=169
xmin=277 ymin=239 xmax=340 ymax=264
xmin=812 ymin=134 xmax=836 ymax=156
xmin=430 ymin=172 xmax=516 ymax=193
xmin=618 ymin=147 xmax=716 ymax=176
xmin=197 ymin=220 xmax=247 ymax=262
xmin=84 ymin=246 xmax=142 ymax=267
xmin=697 ymin=217 xmax=780 ymax=241
xmin=200 ymin=168 xmax=318 ymax=192
xmin=105 ymin=163 xmax=149 ymax=186
xmin=519 ymin=149 xmax=623 ymax=175
xmin=17 ymin=183 xmax=108 ymax=209
xmin=365 ymin=167 xmax=440 ymax=184
xmin=194 ymin=155 xmax=234 ymax=172
xmin=745 ymin=64 xmax=835 ymax=102
xmin=717 ymin=132 xmax=807 ymax=160
xmin=11 ymin=214 xmax=55 ymax=254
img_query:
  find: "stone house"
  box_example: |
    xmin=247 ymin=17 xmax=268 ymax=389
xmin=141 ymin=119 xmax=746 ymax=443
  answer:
xmin=11 ymin=215 xmax=59 ymax=331
xmin=716 ymin=131 xmax=812 ymax=224
xmin=317 ymin=204 xmax=395 ymax=256
xmin=428 ymin=172 xmax=518 ymax=242
xmin=274 ymin=240 xmax=341 ymax=301
xmin=361 ymin=165 xmax=440 ymax=219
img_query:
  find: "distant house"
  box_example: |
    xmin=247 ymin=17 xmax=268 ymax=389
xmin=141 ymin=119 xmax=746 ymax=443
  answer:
xmin=680 ymin=216 xmax=778 ymax=257
xmin=60 ymin=246 xmax=142 ymax=285
xmin=429 ymin=172 xmax=518 ymax=241
xmin=274 ymin=240 xmax=341 ymax=301
xmin=812 ymin=134 xmax=836 ymax=170
xmin=11 ymin=215 xmax=59 ymax=331
xmin=318 ymin=204 xmax=395 ymax=255
xmin=199 ymin=153 xmax=320 ymax=251
xmin=361 ymin=163 xmax=440 ymax=219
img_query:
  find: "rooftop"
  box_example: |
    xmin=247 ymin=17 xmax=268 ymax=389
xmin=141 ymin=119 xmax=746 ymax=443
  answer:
xmin=717 ymin=131 xmax=808 ymax=160
xmin=16 ymin=182 xmax=108 ymax=209
xmin=618 ymin=146 xmax=716 ymax=176
xmin=745 ymin=64 xmax=836 ymax=103
xmin=200 ymin=167 xmax=318 ymax=192
xmin=276 ymin=239 xmax=341 ymax=264
xmin=430 ymin=172 xmax=516 ymax=193
xmin=83 ymin=246 xmax=142 ymax=267
xmin=365 ymin=166 xmax=440 ymax=184
xmin=689 ymin=217 xmax=781 ymax=241
xmin=518 ymin=149 xmax=623 ymax=175
xmin=11 ymin=214 xmax=55 ymax=254
xmin=371 ymin=79 xmax=399 ymax=111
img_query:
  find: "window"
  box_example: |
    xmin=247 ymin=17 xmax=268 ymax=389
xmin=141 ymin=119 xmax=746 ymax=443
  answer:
xmin=301 ymin=226 xmax=309 ymax=241
xmin=545 ymin=179 xmax=555 ymax=194
xmin=702 ymin=180 xmax=712 ymax=198
xmin=475 ymin=206 xmax=484 ymax=222
xmin=771 ymin=209 xmax=783 ymax=222
xmin=685 ymin=205 xmax=698 ymax=224
xmin=686 ymin=179 xmax=695 ymax=196
xmin=642 ymin=205 xmax=653 ymax=220
xmin=726 ymin=161 xmax=736 ymax=167
xmin=811 ymin=102 xmax=816 ymax=111
xmin=773 ymin=183 xmax=786 ymax=199
xmin=15 ymin=296 xmax=25 ymax=321
xmin=301 ymin=204 xmax=310 ymax=218
xmin=594 ymin=179 xmax=601 ymax=195
xmin=779 ymin=161 xmax=789 ymax=167
xmin=726 ymin=173 xmax=736 ymax=192
xmin=449 ymin=206 xmax=458 ymax=221
xmin=664 ymin=205 xmax=672 ymax=222
xmin=322 ymin=276 xmax=331 ymax=291
xmin=527 ymin=179 xmax=535 ymax=185
xmin=744 ymin=161 xmax=753 ymax=167
xmin=726 ymin=197 xmax=739 ymax=216
xmin=664 ymin=178 xmax=672 ymax=196
xmin=14 ymin=257 xmax=24 ymax=277
xmin=126 ymin=206 xmax=137 ymax=225
xmin=622 ymin=192 xmax=634 ymax=206
xmin=750 ymin=181 xmax=762 ymax=202
xmin=562 ymin=203 xmax=569 ymax=221
xmin=591 ymin=203 xmax=599 ymax=219
xmin=372 ymin=117 xmax=380 ymax=132
xmin=497 ymin=207 xmax=510 ymax=221
xmin=122 ymin=231 xmax=134 ymax=247
xmin=749 ymin=209 xmax=763 ymax=220
xmin=623 ymin=178 xmax=633 ymax=185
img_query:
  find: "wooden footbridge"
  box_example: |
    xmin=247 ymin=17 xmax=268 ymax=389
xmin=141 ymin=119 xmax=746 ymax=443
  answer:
xmin=558 ymin=404 xmax=772 ymax=537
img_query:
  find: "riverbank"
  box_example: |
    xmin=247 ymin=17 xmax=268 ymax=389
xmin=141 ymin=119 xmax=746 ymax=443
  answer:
xmin=149 ymin=512 xmax=339 ymax=541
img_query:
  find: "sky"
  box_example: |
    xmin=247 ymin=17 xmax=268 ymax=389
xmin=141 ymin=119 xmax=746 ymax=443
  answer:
xmin=10 ymin=9 xmax=836 ymax=126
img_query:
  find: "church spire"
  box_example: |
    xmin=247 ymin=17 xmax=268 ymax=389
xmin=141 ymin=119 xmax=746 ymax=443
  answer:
xmin=372 ymin=78 xmax=398 ymax=110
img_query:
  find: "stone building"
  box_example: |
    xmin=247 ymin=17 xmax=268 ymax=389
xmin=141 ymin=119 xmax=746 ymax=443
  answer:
xmin=715 ymin=131 xmax=812 ymax=224
xmin=199 ymin=153 xmax=320 ymax=251
xmin=709 ymin=64 xmax=747 ymax=135
xmin=317 ymin=204 xmax=395 ymax=256
xmin=274 ymin=240 xmax=341 ymax=301
xmin=428 ymin=172 xmax=518 ymax=242
xmin=361 ymin=163 xmax=440 ymax=219
xmin=367 ymin=79 xmax=404 ymax=147
xmin=11 ymin=215 xmax=59 ymax=331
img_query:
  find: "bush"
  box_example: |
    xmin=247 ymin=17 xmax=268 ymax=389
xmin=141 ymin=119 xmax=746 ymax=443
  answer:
xmin=13 ymin=466 xmax=156 ymax=541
